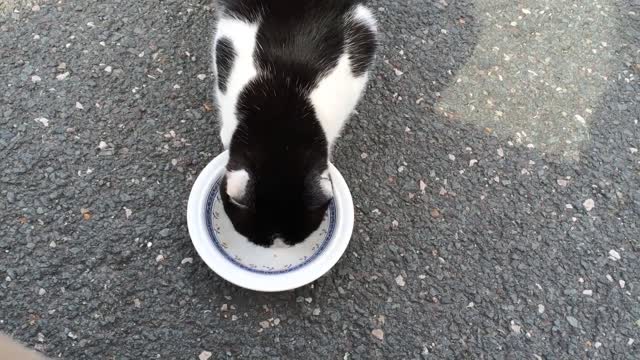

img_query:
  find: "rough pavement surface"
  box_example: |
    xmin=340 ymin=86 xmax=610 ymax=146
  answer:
xmin=1 ymin=0 xmax=639 ymax=358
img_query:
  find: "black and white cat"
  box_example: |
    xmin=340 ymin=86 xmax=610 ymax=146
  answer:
xmin=213 ymin=0 xmax=377 ymax=247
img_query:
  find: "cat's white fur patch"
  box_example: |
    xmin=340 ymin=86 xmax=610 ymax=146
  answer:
xmin=226 ymin=169 xmax=250 ymax=200
xmin=214 ymin=18 xmax=259 ymax=148
xmin=309 ymin=54 xmax=368 ymax=147
xmin=353 ymin=4 xmax=378 ymax=32
xmin=271 ymin=238 xmax=290 ymax=249
xmin=319 ymin=169 xmax=333 ymax=197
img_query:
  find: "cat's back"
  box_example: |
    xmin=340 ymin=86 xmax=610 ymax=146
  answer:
xmin=219 ymin=0 xmax=371 ymax=74
xmin=214 ymin=0 xmax=377 ymax=147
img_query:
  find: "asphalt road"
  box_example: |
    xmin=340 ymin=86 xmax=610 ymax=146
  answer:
xmin=1 ymin=0 xmax=639 ymax=358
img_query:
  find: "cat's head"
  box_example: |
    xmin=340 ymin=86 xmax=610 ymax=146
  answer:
xmin=220 ymin=76 xmax=333 ymax=247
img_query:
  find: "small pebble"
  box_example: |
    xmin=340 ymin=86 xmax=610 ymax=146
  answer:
xmin=557 ymin=179 xmax=568 ymax=187
xmin=105 ymin=66 xmax=113 ymax=73
xmin=231 ymin=315 xmax=238 ymax=321
xmin=199 ymin=351 xmax=212 ymax=360
xmin=49 ymin=241 xmax=56 ymax=248
xmin=608 ymin=250 xmax=621 ymax=261
xmin=34 ymin=117 xmax=49 ymax=127
xmin=371 ymin=329 xmax=384 ymax=340
xmin=567 ymin=316 xmax=579 ymax=328
xmin=510 ymin=322 xmax=521 ymax=334
xmin=31 ymin=75 xmax=41 ymax=83
xmin=594 ymin=342 xmax=602 ymax=348
xmin=259 ymin=320 xmax=270 ymax=329
xmin=583 ymin=199 xmax=595 ymax=211
xmin=582 ymin=290 xmax=593 ymax=296
xmin=155 ymin=254 xmax=165 ymax=263
xmin=75 ymin=102 xmax=84 ymax=110
xmin=312 ymin=308 xmax=321 ymax=316
xmin=56 ymin=72 xmax=70 ymax=80
xmin=419 ymin=180 xmax=427 ymax=193
xmin=395 ymin=275 xmax=405 ymax=287
xmin=197 ymin=74 xmax=207 ymax=80
xmin=538 ymin=304 xmax=545 ymax=314
xmin=619 ymin=280 xmax=625 ymax=289
xmin=497 ymin=148 xmax=504 ymax=157
xmin=181 ymin=257 xmax=193 ymax=264
xmin=38 ymin=288 xmax=46 ymax=296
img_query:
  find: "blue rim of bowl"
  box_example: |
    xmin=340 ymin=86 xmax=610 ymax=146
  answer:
xmin=204 ymin=177 xmax=337 ymax=275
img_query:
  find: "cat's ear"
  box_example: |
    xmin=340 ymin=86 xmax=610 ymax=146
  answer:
xmin=306 ymin=169 xmax=333 ymax=210
xmin=225 ymin=169 xmax=251 ymax=208
xmin=318 ymin=169 xmax=333 ymax=199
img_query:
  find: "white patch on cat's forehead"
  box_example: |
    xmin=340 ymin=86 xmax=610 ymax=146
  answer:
xmin=353 ymin=5 xmax=377 ymax=31
xmin=226 ymin=169 xmax=250 ymax=199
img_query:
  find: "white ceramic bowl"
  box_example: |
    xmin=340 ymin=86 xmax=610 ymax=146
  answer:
xmin=187 ymin=150 xmax=354 ymax=292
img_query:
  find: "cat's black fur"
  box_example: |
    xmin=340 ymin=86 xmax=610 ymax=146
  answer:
xmin=216 ymin=0 xmax=376 ymax=247
xmin=215 ymin=37 xmax=235 ymax=92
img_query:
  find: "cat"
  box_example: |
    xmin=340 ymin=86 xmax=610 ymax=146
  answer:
xmin=213 ymin=0 xmax=377 ymax=247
